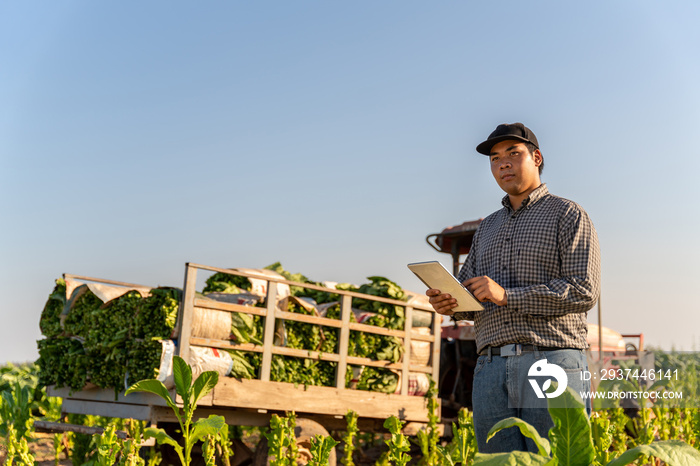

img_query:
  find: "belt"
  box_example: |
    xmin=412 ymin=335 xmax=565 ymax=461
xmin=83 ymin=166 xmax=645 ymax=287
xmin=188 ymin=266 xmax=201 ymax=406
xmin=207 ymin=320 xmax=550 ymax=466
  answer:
xmin=478 ymin=343 xmax=565 ymax=357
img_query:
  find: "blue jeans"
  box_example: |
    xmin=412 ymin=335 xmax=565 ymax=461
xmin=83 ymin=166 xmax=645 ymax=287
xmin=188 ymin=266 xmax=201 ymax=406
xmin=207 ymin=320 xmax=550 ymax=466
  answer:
xmin=471 ymin=348 xmax=591 ymax=453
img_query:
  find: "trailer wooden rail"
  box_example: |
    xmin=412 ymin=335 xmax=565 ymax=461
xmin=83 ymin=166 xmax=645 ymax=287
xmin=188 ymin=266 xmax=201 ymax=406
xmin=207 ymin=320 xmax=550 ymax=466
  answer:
xmin=50 ymin=262 xmax=442 ymax=434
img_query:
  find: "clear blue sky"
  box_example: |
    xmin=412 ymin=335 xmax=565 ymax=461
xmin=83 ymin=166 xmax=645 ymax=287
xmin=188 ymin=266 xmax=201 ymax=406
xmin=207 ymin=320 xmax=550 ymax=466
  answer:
xmin=2 ymin=1 xmax=699 ymax=362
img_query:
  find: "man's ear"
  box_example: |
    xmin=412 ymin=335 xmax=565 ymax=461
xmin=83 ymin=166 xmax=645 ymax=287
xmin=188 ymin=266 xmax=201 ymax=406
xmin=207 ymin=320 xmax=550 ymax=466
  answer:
xmin=533 ymin=149 xmax=543 ymax=167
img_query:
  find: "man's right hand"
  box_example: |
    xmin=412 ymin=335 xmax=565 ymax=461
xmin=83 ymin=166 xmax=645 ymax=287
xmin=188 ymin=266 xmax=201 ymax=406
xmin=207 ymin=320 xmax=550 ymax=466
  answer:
xmin=426 ymin=289 xmax=458 ymax=316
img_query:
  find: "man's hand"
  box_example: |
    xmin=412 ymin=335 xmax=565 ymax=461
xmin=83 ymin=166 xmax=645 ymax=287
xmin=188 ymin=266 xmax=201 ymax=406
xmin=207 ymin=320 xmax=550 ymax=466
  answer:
xmin=464 ymin=276 xmax=507 ymax=306
xmin=426 ymin=289 xmax=457 ymax=315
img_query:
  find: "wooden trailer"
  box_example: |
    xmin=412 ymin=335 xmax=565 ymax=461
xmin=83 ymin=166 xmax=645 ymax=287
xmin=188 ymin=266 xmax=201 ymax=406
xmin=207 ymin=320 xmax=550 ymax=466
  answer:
xmin=46 ymin=263 xmax=442 ymax=464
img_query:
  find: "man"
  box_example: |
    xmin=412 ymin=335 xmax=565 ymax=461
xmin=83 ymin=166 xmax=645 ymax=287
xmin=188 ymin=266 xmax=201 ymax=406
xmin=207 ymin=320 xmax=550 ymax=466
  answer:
xmin=427 ymin=123 xmax=600 ymax=453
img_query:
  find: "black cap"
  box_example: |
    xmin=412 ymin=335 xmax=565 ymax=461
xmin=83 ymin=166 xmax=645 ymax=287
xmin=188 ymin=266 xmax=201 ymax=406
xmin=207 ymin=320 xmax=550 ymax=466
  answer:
xmin=476 ymin=122 xmax=539 ymax=155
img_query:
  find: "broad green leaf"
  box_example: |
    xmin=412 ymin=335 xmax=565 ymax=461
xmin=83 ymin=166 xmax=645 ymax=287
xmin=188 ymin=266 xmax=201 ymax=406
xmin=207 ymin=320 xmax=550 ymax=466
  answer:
xmin=606 ymin=440 xmax=700 ymax=466
xmin=189 ymin=415 xmax=226 ymax=446
xmin=547 ymin=386 xmax=594 ymax=466
xmin=173 ymin=356 xmax=193 ymax=401
xmin=473 ymin=451 xmax=552 ymax=465
xmin=125 ymin=379 xmax=178 ymax=413
xmin=143 ymin=427 xmax=182 ymax=452
xmin=191 ymin=371 xmax=219 ymax=407
xmin=486 ymin=417 xmax=550 ymax=457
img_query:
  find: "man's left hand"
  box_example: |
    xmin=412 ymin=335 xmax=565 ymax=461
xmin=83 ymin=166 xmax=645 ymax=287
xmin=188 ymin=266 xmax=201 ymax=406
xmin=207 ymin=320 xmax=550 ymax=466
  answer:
xmin=464 ymin=276 xmax=507 ymax=306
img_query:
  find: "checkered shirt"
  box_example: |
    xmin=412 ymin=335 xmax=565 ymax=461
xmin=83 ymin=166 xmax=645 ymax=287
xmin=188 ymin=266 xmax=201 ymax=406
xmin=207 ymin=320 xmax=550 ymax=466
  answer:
xmin=452 ymin=184 xmax=601 ymax=353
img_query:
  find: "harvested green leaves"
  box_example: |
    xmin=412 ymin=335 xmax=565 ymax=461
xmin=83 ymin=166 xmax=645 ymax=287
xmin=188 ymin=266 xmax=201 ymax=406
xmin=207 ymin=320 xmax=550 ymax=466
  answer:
xmin=134 ymin=288 xmax=181 ymax=340
xmin=352 ymin=366 xmax=398 ymax=394
xmin=227 ymin=350 xmax=259 ymax=379
xmin=37 ymin=265 xmax=414 ymax=396
xmin=37 ymin=338 xmax=88 ymax=391
xmin=270 ymin=355 xmax=337 ymax=388
xmin=38 ymin=278 xmax=66 ymax=339
xmin=230 ymin=312 xmax=263 ymax=346
xmin=63 ymin=288 xmax=103 ymax=338
xmin=337 ymin=276 xmax=406 ymax=329
xmin=264 ymin=262 xmax=338 ymax=304
xmin=203 ymin=271 xmax=251 ymax=294
xmin=37 ymin=284 xmax=182 ymax=392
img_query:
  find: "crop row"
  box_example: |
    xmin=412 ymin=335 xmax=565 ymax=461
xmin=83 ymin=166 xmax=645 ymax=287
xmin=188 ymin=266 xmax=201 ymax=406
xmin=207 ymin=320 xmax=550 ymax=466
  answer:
xmin=2 ymin=360 xmax=700 ymax=465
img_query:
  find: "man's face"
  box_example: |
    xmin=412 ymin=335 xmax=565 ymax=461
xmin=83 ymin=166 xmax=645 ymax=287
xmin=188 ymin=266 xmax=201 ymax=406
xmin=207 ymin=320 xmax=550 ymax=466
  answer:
xmin=489 ymin=140 xmax=542 ymax=196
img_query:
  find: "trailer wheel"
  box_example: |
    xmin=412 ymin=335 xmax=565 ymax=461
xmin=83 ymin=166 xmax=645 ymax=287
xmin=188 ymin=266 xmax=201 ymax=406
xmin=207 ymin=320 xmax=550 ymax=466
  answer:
xmin=252 ymin=418 xmax=337 ymax=466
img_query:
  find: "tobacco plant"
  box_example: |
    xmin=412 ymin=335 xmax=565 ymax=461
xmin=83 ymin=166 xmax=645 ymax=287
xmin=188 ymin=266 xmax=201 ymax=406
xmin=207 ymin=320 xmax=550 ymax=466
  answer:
xmin=416 ymin=378 xmax=440 ymax=465
xmin=125 ymin=356 xmax=226 ymax=466
xmin=383 ymin=416 xmax=411 ymax=466
xmin=217 ymin=424 xmax=234 ymax=466
xmin=0 ymin=381 xmax=33 ymax=441
xmin=0 ymin=379 xmax=35 ymax=466
xmin=341 ymin=410 xmax=359 ymax=466
xmin=3 ymin=425 xmax=35 ymax=466
xmin=53 ymin=432 xmax=67 ymax=466
xmin=93 ymin=425 xmax=121 ymax=466
xmin=202 ymin=435 xmax=217 ymax=466
xmin=308 ymin=434 xmax=340 ymax=465
xmin=436 ymin=408 xmax=477 ymax=465
xmin=202 ymin=423 xmax=232 ymax=466
xmin=591 ymin=412 xmax=615 ymax=465
xmin=119 ymin=420 xmax=149 ymax=466
xmin=119 ymin=437 xmax=147 ymax=466
xmin=263 ymin=412 xmax=299 ymax=465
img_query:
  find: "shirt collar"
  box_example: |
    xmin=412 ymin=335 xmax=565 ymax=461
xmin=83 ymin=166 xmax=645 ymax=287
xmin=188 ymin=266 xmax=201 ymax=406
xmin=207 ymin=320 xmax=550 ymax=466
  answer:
xmin=501 ymin=183 xmax=549 ymax=212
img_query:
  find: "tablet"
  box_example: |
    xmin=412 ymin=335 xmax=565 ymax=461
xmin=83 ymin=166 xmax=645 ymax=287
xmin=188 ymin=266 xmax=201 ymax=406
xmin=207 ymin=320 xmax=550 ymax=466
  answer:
xmin=407 ymin=261 xmax=484 ymax=312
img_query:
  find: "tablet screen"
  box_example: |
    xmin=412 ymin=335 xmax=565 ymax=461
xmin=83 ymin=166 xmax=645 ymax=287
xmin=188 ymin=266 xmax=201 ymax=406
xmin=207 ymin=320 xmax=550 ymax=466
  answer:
xmin=407 ymin=261 xmax=484 ymax=312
